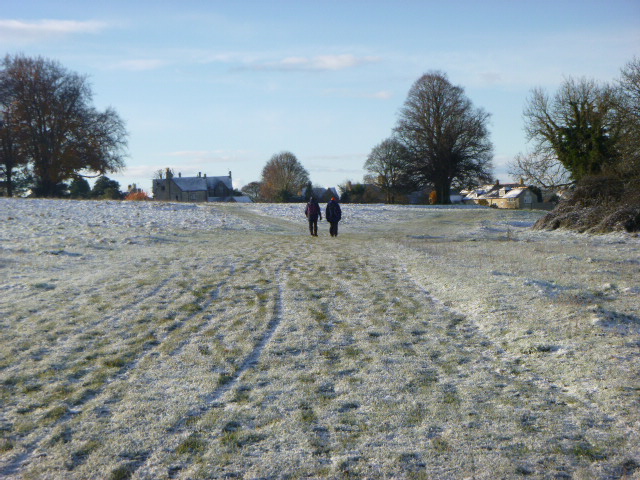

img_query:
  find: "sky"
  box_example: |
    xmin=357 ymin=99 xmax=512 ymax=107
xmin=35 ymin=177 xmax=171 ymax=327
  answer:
xmin=2 ymin=0 xmax=639 ymax=194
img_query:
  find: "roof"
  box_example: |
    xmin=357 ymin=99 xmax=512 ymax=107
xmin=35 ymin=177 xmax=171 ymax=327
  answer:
xmin=206 ymin=176 xmax=233 ymax=190
xmin=172 ymin=175 xmax=233 ymax=192
xmin=173 ymin=177 xmax=207 ymax=191
xmin=503 ymin=187 xmax=530 ymax=198
xmin=478 ymin=190 xmax=500 ymax=199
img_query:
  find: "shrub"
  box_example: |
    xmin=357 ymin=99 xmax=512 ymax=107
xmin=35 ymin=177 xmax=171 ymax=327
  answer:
xmin=124 ymin=191 xmax=150 ymax=201
xmin=534 ymin=174 xmax=640 ymax=233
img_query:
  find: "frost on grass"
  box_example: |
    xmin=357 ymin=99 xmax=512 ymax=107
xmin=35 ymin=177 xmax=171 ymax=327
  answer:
xmin=0 ymin=198 xmax=639 ymax=479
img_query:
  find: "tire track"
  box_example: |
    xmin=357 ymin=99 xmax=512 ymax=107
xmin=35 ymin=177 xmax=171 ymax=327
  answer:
xmin=390 ymin=246 xmax=630 ymax=477
xmin=0 ymin=265 xmax=232 ymax=479
xmin=200 ymin=267 xmax=285 ymax=405
xmin=0 ymin=273 xmax=173 ymax=476
xmin=125 ymin=247 xmax=301 ymax=479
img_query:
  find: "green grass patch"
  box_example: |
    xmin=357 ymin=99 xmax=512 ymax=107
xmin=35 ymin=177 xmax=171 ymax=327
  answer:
xmin=44 ymin=405 xmax=69 ymax=422
xmin=0 ymin=439 xmax=14 ymax=452
xmin=109 ymin=463 xmax=135 ymax=480
xmin=71 ymin=440 xmax=101 ymax=465
xmin=299 ymin=402 xmax=317 ymax=423
xmin=102 ymin=355 xmax=130 ymax=369
xmin=572 ymin=441 xmax=607 ymax=461
xmin=310 ymin=308 xmax=328 ymax=322
xmin=180 ymin=302 xmax=202 ymax=314
xmin=176 ymin=433 xmax=207 ymax=455
xmin=218 ymin=373 xmax=234 ymax=386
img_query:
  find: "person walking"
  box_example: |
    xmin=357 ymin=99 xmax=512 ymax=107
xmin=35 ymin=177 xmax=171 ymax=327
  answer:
xmin=325 ymin=196 xmax=342 ymax=237
xmin=304 ymin=196 xmax=322 ymax=236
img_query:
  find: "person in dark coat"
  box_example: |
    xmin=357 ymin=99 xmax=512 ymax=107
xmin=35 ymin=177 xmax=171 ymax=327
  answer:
xmin=325 ymin=197 xmax=342 ymax=237
xmin=304 ymin=197 xmax=322 ymax=236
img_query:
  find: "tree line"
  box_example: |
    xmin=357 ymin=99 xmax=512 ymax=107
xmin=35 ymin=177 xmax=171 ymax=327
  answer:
xmin=364 ymin=60 xmax=639 ymax=205
xmin=243 ymin=61 xmax=639 ymax=204
xmin=241 ymin=71 xmax=495 ymax=204
xmin=4 ymin=53 xmax=637 ymax=205
xmin=0 ymin=54 xmax=127 ymax=197
xmin=249 ymin=55 xmax=638 ymax=205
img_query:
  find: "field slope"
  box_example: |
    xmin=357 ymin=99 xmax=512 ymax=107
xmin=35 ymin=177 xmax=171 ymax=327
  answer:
xmin=1 ymin=199 xmax=638 ymax=479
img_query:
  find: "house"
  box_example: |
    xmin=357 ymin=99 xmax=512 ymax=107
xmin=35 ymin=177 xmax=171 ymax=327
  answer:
xmin=303 ymin=186 xmax=341 ymax=202
xmin=152 ymin=169 xmax=250 ymax=203
xmin=462 ymin=181 xmax=549 ymax=209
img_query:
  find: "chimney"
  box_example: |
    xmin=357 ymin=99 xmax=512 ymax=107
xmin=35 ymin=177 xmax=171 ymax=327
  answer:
xmin=178 ymin=172 xmax=181 ymax=178
xmin=203 ymin=173 xmax=206 ymax=178
xmin=198 ymin=172 xmax=201 ymax=178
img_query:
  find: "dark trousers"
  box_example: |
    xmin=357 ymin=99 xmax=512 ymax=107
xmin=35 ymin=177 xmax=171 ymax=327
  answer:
xmin=308 ymin=219 xmax=318 ymax=236
xmin=329 ymin=221 xmax=339 ymax=237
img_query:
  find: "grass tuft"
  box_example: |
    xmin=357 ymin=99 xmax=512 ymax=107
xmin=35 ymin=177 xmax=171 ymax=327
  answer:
xmin=0 ymin=439 xmax=14 ymax=452
xmin=109 ymin=463 xmax=135 ymax=480
xmin=176 ymin=433 xmax=207 ymax=455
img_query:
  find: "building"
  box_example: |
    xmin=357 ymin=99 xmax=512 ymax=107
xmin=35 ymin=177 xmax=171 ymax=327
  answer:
xmin=304 ymin=186 xmax=341 ymax=202
xmin=152 ymin=170 xmax=250 ymax=202
xmin=462 ymin=181 xmax=551 ymax=209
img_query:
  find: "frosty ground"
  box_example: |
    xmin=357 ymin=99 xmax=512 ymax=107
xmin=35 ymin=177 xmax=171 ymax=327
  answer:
xmin=0 ymin=198 xmax=638 ymax=480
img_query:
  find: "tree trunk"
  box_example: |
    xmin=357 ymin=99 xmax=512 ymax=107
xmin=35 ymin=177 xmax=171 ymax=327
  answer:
xmin=4 ymin=167 xmax=13 ymax=197
xmin=435 ymin=180 xmax=451 ymax=204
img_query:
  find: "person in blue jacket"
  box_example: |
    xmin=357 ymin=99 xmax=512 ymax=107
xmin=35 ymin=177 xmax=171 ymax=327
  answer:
xmin=325 ymin=197 xmax=342 ymax=237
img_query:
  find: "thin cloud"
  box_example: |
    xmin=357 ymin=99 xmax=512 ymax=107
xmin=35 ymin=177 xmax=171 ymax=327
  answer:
xmin=305 ymin=153 xmax=367 ymax=162
xmin=245 ymin=54 xmax=380 ymax=72
xmin=305 ymin=154 xmax=368 ymax=176
xmin=116 ymin=164 xmax=163 ymax=178
xmin=321 ymin=88 xmax=394 ymax=100
xmin=164 ymin=150 xmax=251 ymax=165
xmin=0 ymin=19 xmax=107 ymax=43
xmin=309 ymin=165 xmax=366 ymax=177
xmin=368 ymin=90 xmax=393 ymax=100
xmin=111 ymin=59 xmax=168 ymax=72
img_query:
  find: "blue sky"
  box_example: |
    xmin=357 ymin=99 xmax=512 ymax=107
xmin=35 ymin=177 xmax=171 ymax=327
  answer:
xmin=2 ymin=0 xmax=638 ymax=193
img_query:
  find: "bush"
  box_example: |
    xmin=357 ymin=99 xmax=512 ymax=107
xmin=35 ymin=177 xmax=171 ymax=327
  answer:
xmin=534 ymin=174 xmax=640 ymax=233
xmin=124 ymin=191 xmax=150 ymax=201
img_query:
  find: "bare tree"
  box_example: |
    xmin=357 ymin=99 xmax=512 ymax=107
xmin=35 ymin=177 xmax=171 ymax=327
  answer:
xmin=364 ymin=138 xmax=411 ymax=203
xmin=395 ymin=71 xmax=493 ymax=204
xmin=616 ymin=57 xmax=640 ymax=176
xmin=260 ymin=151 xmax=309 ymax=202
xmin=0 ymin=106 xmax=27 ymax=197
xmin=0 ymin=55 xmax=127 ymax=197
xmin=153 ymin=168 xmax=174 ymax=180
xmin=241 ymin=181 xmax=262 ymax=202
xmin=507 ymin=151 xmax=571 ymax=189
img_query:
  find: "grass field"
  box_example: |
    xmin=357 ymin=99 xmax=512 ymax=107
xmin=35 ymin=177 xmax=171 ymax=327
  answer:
xmin=1 ymin=199 xmax=639 ymax=479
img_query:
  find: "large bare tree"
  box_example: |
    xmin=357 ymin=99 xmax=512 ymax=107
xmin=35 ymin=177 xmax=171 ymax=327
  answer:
xmin=260 ymin=151 xmax=309 ymax=202
xmin=395 ymin=71 xmax=493 ymax=204
xmin=0 ymin=55 xmax=127 ymax=197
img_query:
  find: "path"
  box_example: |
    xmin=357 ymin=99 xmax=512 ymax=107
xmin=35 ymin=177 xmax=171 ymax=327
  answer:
xmin=2 ymin=206 xmax=637 ymax=479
